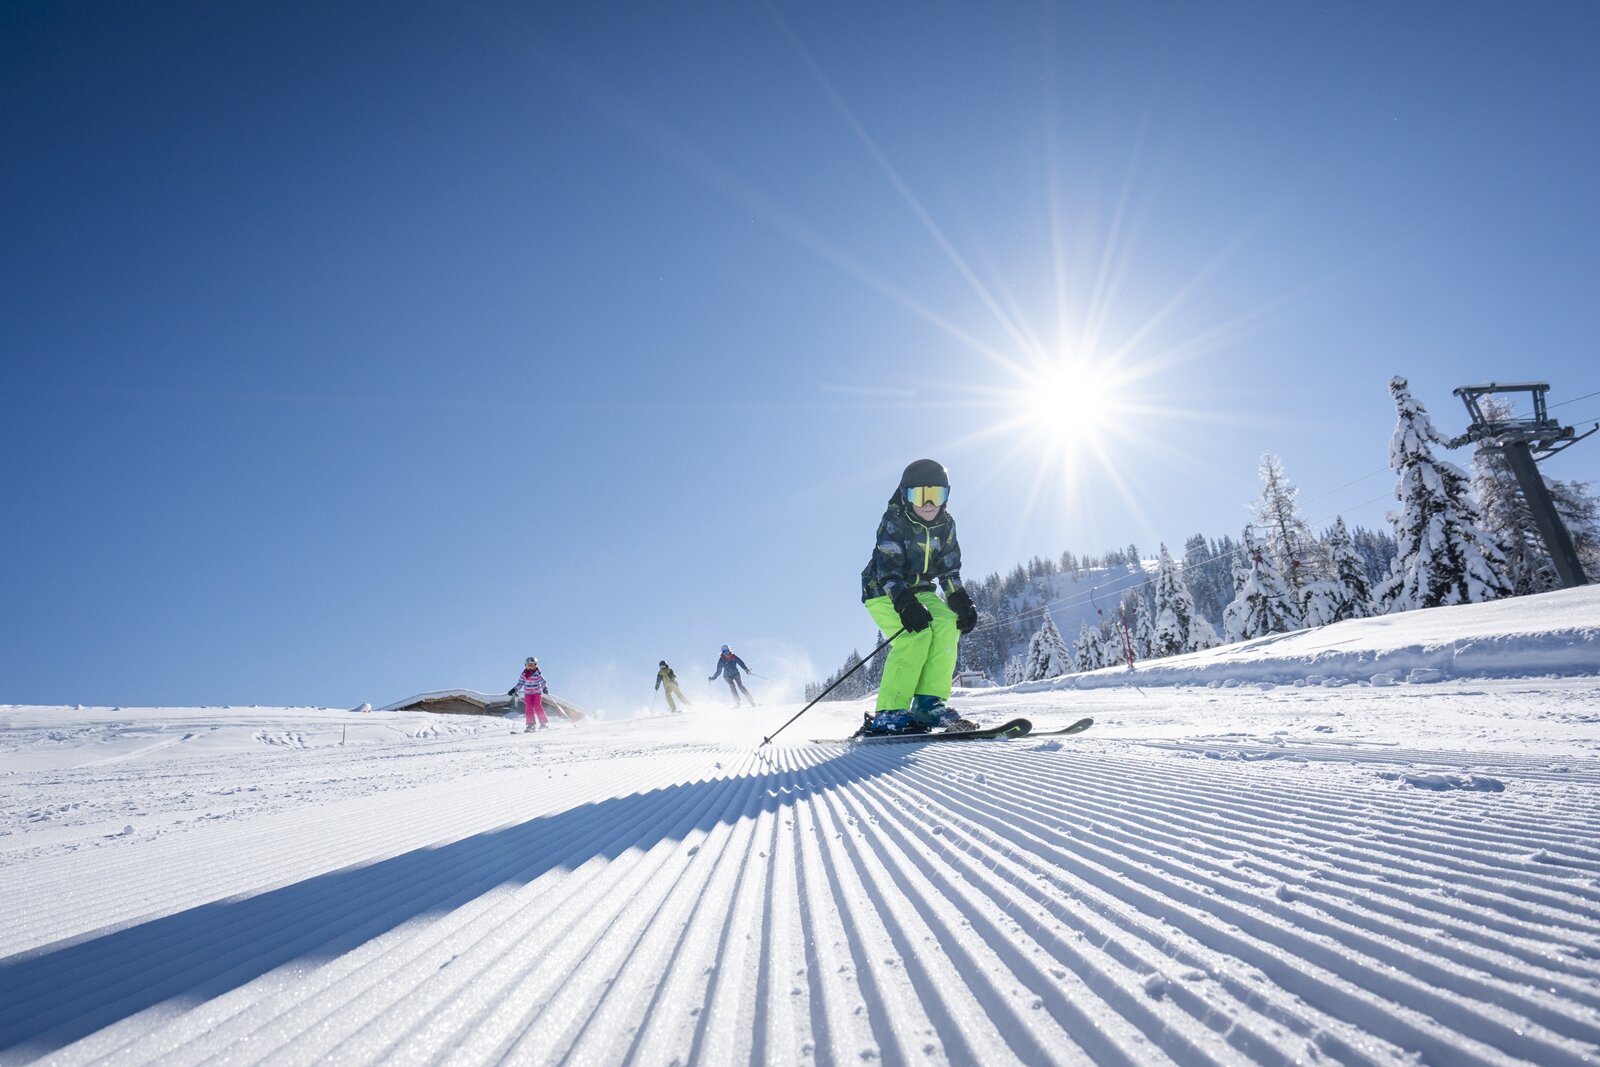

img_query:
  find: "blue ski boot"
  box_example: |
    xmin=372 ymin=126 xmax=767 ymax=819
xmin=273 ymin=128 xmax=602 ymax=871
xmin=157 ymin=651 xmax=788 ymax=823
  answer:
xmin=852 ymin=709 xmax=929 ymax=738
xmin=911 ymin=695 xmax=978 ymax=733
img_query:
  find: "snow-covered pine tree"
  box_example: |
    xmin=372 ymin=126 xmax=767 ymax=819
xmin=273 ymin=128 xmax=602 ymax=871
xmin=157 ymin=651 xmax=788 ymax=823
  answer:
xmin=1223 ymin=527 xmax=1303 ymax=640
xmin=1101 ymin=619 xmax=1127 ymax=666
xmin=1298 ymin=579 xmax=1342 ymax=628
xmin=1024 ymin=606 xmax=1072 ymax=681
xmin=1350 ymin=525 xmax=1397 ymax=588
xmin=1252 ymin=452 xmax=1323 ymax=593
xmin=1135 ymin=589 xmax=1157 ymax=660
xmin=1188 ymin=608 xmax=1221 ymax=651
xmin=1376 ymin=376 xmax=1511 ymax=612
xmin=1182 ymin=534 xmax=1229 ymax=628
xmin=1073 ymin=620 xmax=1103 ymax=673
xmin=1003 ymin=653 xmax=1026 ymax=686
xmin=1149 ymin=543 xmax=1193 ymax=658
xmin=1149 ymin=542 xmax=1222 ymax=655
xmin=1119 ymin=588 xmax=1149 ymax=660
xmin=1323 ymin=516 xmax=1375 ymax=622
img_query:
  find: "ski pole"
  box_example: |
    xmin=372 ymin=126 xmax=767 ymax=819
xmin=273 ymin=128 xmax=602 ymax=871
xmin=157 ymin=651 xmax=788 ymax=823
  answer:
xmin=760 ymin=628 xmax=904 ymax=747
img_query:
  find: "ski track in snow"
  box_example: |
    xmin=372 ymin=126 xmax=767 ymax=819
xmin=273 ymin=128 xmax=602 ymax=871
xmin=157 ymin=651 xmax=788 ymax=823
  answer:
xmin=2 ymin=688 xmax=1599 ymax=1066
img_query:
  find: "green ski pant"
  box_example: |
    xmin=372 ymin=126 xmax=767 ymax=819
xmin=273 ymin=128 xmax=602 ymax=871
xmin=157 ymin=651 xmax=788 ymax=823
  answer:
xmin=864 ymin=591 xmax=959 ymax=712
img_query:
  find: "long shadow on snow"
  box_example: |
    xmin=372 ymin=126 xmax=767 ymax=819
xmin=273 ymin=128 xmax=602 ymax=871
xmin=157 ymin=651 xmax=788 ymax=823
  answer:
xmin=0 ymin=743 xmax=914 ymax=1060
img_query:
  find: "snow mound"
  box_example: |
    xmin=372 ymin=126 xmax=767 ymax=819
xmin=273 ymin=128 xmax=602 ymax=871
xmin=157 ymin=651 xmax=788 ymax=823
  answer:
xmin=1380 ymin=770 xmax=1507 ymax=792
xmin=1008 ymin=585 xmax=1600 ymax=691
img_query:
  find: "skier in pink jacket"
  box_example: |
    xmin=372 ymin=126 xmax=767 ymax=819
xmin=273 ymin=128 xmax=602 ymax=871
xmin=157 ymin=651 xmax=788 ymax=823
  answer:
xmin=511 ymin=657 xmax=549 ymax=732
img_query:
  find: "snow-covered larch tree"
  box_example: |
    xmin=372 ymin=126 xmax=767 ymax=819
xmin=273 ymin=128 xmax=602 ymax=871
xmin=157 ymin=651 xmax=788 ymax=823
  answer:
xmin=1253 ymin=453 xmax=1323 ymax=593
xmin=1550 ymin=479 xmax=1600 ymax=582
xmin=1376 ymin=376 xmax=1510 ymax=612
xmin=1024 ymin=606 xmax=1072 ymax=681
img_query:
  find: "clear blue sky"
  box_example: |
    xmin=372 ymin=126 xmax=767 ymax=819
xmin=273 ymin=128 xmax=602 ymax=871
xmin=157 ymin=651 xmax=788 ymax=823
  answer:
xmin=5 ymin=2 xmax=1598 ymax=711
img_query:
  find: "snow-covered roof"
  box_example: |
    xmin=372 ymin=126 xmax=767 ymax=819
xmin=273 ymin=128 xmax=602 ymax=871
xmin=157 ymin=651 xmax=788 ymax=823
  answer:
xmin=377 ymin=690 xmax=508 ymax=712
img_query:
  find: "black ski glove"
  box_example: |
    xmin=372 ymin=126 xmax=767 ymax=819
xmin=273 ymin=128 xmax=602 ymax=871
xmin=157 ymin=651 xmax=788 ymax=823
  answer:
xmin=947 ymin=588 xmax=978 ymax=635
xmin=507 ymin=687 xmax=517 ymax=697
xmin=891 ymin=587 xmax=932 ymax=633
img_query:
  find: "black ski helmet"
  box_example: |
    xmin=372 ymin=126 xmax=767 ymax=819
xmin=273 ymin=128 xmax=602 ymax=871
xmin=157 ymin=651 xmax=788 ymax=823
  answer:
xmin=659 ymin=660 xmax=667 ymax=667
xmin=898 ymin=458 xmax=949 ymax=491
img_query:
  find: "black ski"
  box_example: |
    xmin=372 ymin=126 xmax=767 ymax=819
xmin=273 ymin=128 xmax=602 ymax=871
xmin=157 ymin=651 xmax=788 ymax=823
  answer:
xmin=818 ymin=717 xmax=1034 ymax=745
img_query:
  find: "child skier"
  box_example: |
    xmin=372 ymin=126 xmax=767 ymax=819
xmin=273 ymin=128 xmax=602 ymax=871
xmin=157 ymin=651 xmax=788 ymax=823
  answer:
xmin=510 ymin=656 xmax=549 ymax=732
xmin=655 ymin=660 xmax=689 ymax=713
xmin=858 ymin=459 xmax=979 ymax=736
xmin=709 ymin=645 xmax=755 ymax=707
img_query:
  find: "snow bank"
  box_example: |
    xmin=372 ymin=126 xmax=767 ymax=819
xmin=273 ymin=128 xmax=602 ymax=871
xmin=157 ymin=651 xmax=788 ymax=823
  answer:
xmin=1003 ymin=585 xmax=1600 ymax=692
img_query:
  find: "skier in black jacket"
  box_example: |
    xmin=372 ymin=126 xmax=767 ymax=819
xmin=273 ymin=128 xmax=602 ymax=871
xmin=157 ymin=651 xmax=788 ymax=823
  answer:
xmin=857 ymin=458 xmax=979 ymax=736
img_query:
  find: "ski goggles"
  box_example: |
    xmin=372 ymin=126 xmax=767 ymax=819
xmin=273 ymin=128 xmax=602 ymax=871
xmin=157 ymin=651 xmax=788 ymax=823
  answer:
xmin=904 ymin=485 xmax=949 ymax=507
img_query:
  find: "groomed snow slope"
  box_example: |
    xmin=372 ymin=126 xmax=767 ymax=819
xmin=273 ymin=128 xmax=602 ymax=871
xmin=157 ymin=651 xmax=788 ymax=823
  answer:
xmin=2 ymin=589 xmax=1599 ymax=1065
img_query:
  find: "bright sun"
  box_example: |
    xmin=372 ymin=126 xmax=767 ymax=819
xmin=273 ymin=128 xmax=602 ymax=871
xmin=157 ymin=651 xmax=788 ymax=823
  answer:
xmin=1020 ymin=358 xmax=1117 ymax=453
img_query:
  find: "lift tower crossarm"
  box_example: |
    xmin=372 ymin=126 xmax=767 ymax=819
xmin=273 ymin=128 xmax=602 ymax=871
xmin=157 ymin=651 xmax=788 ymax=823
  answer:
xmin=1446 ymin=380 xmax=1590 ymax=588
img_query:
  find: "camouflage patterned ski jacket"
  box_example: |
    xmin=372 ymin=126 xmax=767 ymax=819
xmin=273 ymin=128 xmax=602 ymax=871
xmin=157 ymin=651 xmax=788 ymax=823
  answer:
xmin=860 ymin=500 xmax=965 ymax=602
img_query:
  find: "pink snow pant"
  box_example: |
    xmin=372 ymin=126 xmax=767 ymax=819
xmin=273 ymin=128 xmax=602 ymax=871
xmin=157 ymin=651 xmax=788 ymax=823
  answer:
xmin=524 ymin=692 xmax=547 ymax=726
